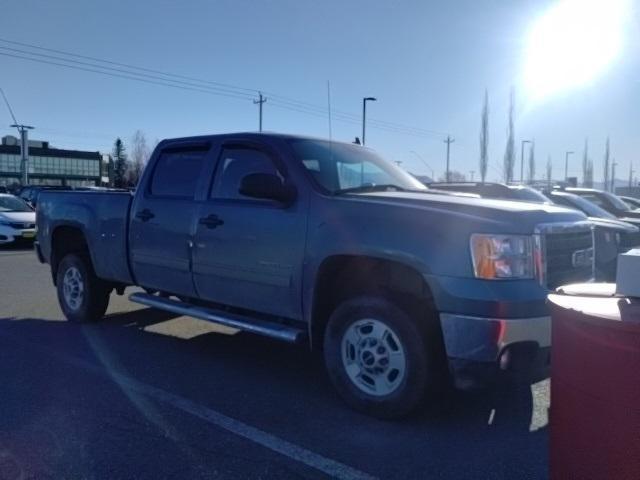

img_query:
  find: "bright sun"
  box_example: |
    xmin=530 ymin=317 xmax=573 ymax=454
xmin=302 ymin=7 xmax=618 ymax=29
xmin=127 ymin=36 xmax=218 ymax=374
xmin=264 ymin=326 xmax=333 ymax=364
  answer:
xmin=523 ymin=0 xmax=630 ymax=100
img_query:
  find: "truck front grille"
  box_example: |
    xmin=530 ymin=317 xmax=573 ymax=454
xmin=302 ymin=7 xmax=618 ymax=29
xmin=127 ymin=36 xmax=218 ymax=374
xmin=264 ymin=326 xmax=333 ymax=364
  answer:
xmin=544 ymin=230 xmax=593 ymax=289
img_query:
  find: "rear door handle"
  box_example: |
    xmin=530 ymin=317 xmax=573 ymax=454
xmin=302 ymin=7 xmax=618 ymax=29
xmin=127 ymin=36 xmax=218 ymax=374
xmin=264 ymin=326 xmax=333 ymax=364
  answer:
xmin=199 ymin=214 xmax=224 ymax=229
xmin=136 ymin=209 xmax=155 ymax=222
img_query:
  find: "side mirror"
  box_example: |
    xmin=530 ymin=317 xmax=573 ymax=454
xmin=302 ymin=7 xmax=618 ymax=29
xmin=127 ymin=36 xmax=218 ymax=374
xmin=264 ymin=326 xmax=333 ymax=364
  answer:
xmin=239 ymin=173 xmax=297 ymax=204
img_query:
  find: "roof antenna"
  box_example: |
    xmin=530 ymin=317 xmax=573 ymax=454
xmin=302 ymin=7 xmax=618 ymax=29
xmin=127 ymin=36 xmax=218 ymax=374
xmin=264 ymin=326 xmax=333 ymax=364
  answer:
xmin=326 ymin=80 xmax=333 ymax=141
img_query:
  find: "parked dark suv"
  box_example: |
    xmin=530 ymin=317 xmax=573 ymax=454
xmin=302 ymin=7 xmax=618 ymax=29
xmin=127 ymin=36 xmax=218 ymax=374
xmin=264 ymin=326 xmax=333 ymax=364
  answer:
xmin=545 ymin=190 xmax=640 ymax=280
xmin=562 ymin=187 xmax=640 ymax=220
xmin=428 ymin=182 xmax=552 ymax=204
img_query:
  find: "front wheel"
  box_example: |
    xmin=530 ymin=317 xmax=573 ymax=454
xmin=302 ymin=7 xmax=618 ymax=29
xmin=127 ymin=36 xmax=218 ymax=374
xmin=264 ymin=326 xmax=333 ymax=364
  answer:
xmin=56 ymin=253 xmax=110 ymax=322
xmin=323 ymin=296 xmax=433 ymax=419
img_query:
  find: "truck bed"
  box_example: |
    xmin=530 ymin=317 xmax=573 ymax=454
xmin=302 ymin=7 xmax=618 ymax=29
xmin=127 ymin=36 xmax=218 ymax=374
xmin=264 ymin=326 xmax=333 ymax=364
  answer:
xmin=36 ymin=190 xmax=134 ymax=285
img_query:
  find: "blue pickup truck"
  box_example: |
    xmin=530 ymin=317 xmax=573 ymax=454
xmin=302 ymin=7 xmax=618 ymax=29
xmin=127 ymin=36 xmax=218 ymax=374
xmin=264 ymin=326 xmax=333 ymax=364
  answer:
xmin=35 ymin=133 xmax=593 ymax=418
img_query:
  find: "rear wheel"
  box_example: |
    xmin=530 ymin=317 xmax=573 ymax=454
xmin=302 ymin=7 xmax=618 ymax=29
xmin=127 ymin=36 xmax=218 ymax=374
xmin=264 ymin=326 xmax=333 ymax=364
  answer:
xmin=56 ymin=253 xmax=110 ymax=322
xmin=323 ymin=296 xmax=434 ymax=419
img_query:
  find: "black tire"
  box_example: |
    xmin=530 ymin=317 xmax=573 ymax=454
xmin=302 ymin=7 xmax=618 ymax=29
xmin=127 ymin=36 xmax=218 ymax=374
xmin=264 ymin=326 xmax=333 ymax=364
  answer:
xmin=323 ymin=295 xmax=434 ymax=419
xmin=56 ymin=253 xmax=110 ymax=322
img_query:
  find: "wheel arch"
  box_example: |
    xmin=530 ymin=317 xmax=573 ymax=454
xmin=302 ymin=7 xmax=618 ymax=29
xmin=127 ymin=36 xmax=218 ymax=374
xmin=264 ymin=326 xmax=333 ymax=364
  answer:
xmin=309 ymin=254 xmax=439 ymax=350
xmin=50 ymin=225 xmax=91 ymax=285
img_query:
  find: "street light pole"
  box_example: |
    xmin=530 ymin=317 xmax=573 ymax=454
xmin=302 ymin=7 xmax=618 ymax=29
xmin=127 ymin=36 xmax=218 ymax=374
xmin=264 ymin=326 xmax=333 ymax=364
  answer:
xmin=409 ymin=150 xmax=435 ymax=180
xmin=520 ymin=140 xmax=531 ymax=183
xmin=10 ymin=123 xmax=34 ymax=186
xmin=564 ymin=151 xmax=574 ymax=181
xmin=361 ymin=97 xmax=377 ymax=146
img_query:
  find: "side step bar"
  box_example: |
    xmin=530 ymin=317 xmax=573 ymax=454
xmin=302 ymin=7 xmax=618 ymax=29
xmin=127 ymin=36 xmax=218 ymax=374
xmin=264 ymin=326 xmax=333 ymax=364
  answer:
xmin=129 ymin=292 xmax=307 ymax=344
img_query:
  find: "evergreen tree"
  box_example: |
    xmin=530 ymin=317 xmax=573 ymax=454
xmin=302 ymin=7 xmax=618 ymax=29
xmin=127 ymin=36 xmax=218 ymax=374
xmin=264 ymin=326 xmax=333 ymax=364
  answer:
xmin=113 ymin=138 xmax=128 ymax=188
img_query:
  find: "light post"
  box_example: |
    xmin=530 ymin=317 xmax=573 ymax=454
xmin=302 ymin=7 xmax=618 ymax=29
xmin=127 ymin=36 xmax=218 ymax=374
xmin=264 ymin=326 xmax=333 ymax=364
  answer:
xmin=409 ymin=150 xmax=435 ymax=180
xmin=520 ymin=140 xmax=531 ymax=183
xmin=361 ymin=97 xmax=377 ymax=146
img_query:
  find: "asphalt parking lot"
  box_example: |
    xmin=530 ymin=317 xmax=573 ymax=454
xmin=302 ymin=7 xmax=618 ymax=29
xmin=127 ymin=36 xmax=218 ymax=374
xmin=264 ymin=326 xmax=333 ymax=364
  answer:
xmin=0 ymin=245 xmax=549 ymax=480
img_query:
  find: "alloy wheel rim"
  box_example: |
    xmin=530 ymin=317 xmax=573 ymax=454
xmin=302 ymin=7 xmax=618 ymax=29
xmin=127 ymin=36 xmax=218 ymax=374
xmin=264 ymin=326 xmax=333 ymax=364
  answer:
xmin=341 ymin=318 xmax=407 ymax=396
xmin=62 ymin=266 xmax=84 ymax=311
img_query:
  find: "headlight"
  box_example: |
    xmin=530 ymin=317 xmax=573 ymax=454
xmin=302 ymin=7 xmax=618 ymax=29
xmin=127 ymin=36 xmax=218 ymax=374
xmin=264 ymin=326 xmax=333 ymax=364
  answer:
xmin=470 ymin=234 xmax=534 ymax=279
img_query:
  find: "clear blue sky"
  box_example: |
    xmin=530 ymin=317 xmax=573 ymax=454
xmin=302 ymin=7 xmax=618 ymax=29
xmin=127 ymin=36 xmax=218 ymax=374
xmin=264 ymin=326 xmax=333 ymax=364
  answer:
xmin=1 ymin=0 xmax=638 ymax=182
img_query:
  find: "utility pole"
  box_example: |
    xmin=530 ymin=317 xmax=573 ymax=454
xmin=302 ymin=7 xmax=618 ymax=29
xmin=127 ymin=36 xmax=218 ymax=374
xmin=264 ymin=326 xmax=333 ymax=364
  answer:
xmin=564 ymin=151 xmax=574 ymax=181
xmin=470 ymin=170 xmax=475 ymax=181
xmin=444 ymin=135 xmax=454 ymax=182
xmin=11 ymin=124 xmax=34 ymax=186
xmin=362 ymin=97 xmax=377 ymax=146
xmin=520 ymin=140 xmax=531 ymax=183
xmin=253 ymin=92 xmax=266 ymax=132
xmin=611 ymin=159 xmax=617 ymax=193
xmin=629 ymin=164 xmax=634 ymax=188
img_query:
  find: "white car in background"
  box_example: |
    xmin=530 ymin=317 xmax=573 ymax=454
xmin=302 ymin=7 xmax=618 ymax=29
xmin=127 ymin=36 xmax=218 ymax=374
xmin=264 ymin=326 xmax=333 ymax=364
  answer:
xmin=0 ymin=194 xmax=36 ymax=245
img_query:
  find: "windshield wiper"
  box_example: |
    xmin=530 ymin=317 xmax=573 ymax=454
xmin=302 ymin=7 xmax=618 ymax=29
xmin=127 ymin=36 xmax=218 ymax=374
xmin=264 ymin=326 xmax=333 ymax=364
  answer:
xmin=333 ymin=184 xmax=411 ymax=195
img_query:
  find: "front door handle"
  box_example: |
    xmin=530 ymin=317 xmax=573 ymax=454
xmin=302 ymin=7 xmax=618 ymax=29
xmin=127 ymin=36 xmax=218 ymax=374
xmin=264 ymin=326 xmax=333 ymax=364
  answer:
xmin=199 ymin=214 xmax=224 ymax=229
xmin=136 ymin=208 xmax=155 ymax=222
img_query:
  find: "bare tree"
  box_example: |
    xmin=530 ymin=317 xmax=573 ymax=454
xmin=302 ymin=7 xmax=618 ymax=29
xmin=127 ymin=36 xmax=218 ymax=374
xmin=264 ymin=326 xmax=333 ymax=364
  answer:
xmin=503 ymin=88 xmax=515 ymax=183
xmin=128 ymin=130 xmax=150 ymax=186
xmin=603 ymin=137 xmax=610 ymax=192
xmin=527 ymin=140 xmax=535 ymax=184
xmin=479 ymin=89 xmax=489 ymax=183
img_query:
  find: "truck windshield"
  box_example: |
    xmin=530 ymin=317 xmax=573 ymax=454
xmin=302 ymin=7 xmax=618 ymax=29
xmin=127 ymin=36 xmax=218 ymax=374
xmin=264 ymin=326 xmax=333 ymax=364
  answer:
xmin=289 ymin=139 xmax=426 ymax=194
xmin=0 ymin=195 xmax=33 ymax=212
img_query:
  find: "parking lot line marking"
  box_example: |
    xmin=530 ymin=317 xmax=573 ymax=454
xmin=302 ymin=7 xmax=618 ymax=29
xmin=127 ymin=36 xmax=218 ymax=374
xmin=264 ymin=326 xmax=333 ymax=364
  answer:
xmin=0 ymin=332 xmax=378 ymax=480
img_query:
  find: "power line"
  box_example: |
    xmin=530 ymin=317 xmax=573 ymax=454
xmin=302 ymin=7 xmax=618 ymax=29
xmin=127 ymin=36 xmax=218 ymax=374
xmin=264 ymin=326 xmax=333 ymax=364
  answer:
xmin=0 ymin=51 xmax=254 ymax=102
xmin=0 ymin=37 xmax=258 ymax=95
xmin=0 ymin=47 xmax=255 ymax=100
xmin=0 ymin=38 xmax=454 ymax=141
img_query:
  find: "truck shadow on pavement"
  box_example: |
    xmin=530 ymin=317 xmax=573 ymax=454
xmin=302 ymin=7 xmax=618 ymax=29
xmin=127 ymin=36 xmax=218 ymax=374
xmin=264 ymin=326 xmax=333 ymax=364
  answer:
xmin=0 ymin=310 xmax=548 ymax=479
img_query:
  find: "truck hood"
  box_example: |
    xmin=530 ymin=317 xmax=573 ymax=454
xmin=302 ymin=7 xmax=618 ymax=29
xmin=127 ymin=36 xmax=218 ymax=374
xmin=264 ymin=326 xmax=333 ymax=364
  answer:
xmin=588 ymin=216 xmax=639 ymax=233
xmin=348 ymin=191 xmax=587 ymax=231
xmin=0 ymin=211 xmax=36 ymax=224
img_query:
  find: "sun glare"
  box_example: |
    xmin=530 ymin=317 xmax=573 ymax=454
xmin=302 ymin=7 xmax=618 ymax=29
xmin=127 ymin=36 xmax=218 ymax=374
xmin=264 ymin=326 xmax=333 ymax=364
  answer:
xmin=523 ymin=0 xmax=630 ymax=100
